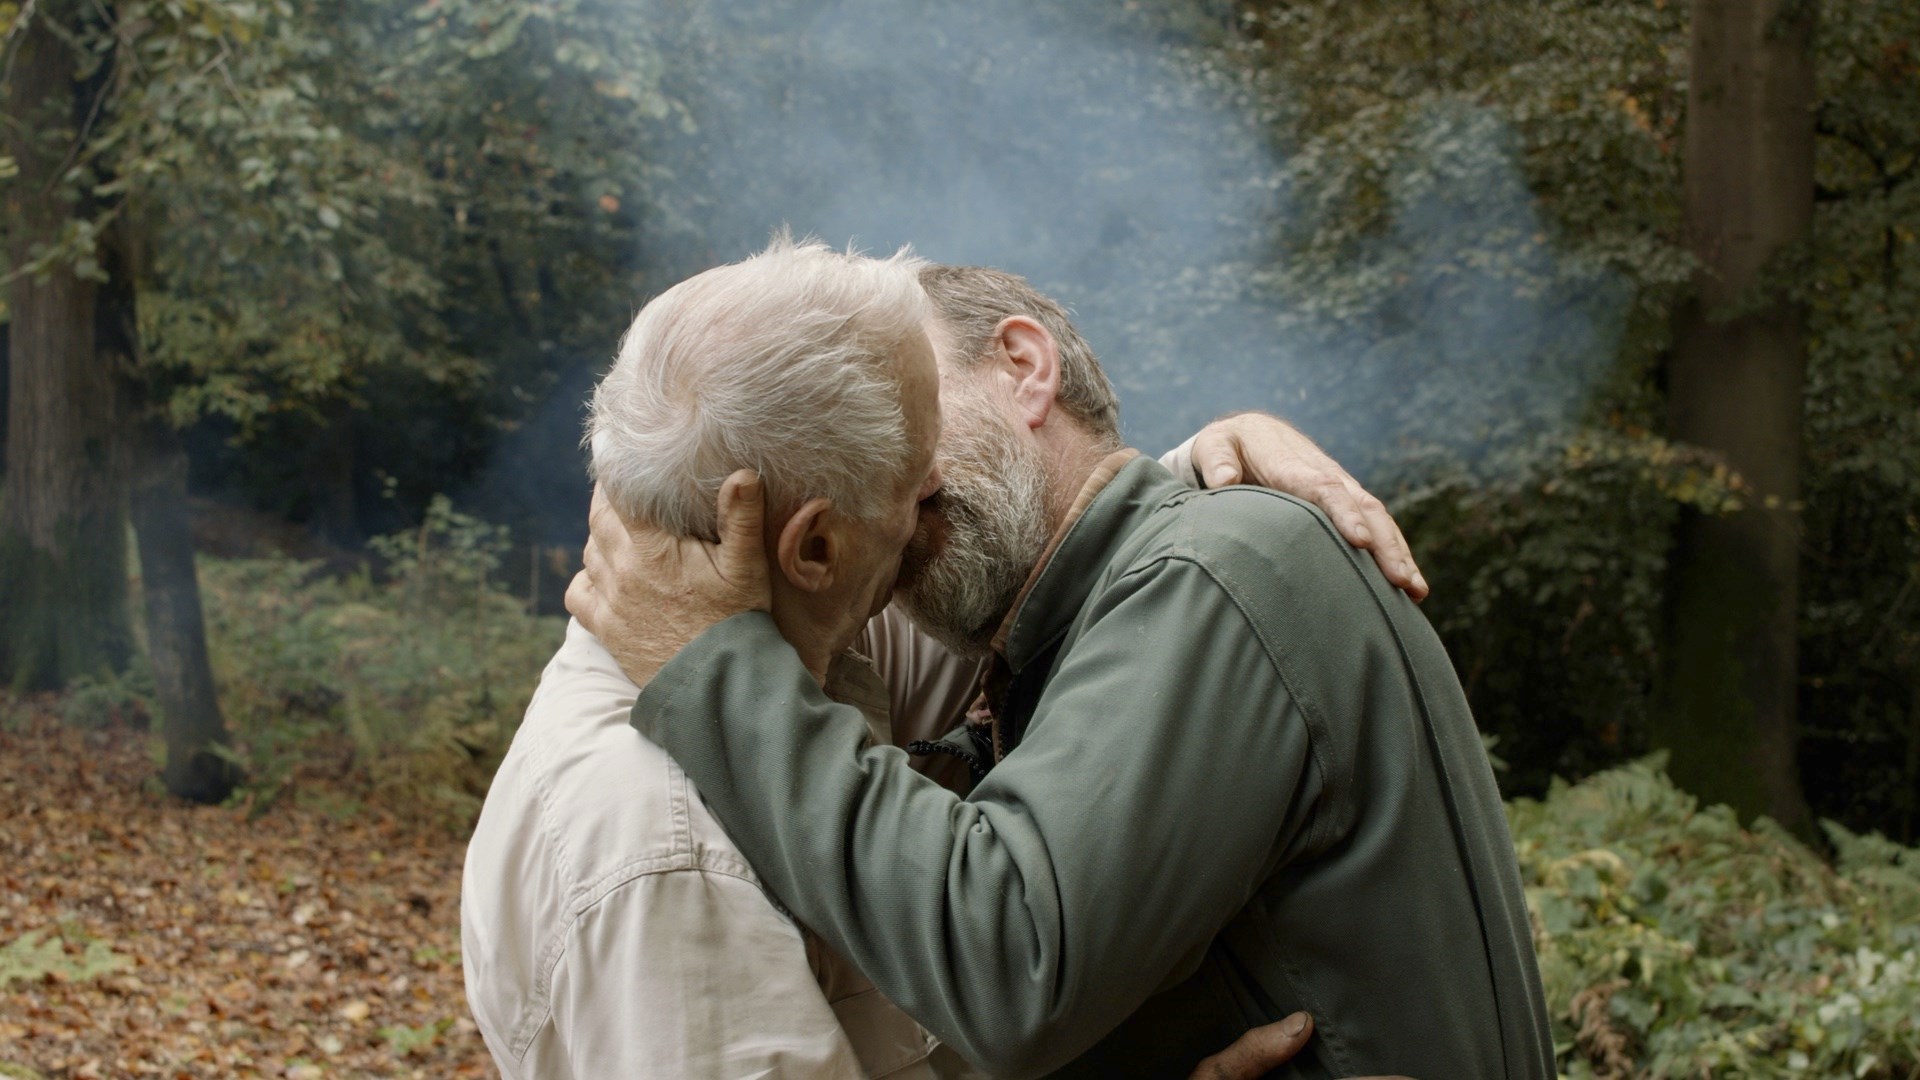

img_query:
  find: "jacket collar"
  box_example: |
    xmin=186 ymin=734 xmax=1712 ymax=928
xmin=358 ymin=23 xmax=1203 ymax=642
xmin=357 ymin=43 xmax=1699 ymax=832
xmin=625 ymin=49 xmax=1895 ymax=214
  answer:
xmin=991 ymin=451 xmax=1176 ymax=673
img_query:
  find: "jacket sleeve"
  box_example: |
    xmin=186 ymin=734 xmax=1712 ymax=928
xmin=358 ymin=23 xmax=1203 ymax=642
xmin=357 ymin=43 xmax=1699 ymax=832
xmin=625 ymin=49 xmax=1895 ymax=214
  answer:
xmin=630 ymin=556 xmax=1324 ymax=1078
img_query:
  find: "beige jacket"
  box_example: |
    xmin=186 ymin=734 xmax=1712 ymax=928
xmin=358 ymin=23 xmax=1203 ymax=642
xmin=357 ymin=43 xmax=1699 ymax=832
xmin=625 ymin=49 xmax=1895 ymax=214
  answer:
xmin=462 ymin=619 xmax=965 ymax=1078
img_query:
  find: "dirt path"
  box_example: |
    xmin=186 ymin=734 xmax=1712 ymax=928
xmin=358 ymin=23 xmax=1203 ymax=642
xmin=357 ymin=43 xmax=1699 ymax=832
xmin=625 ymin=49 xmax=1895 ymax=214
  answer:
xmin=0 ymin=703 xmax=496 ymax=1078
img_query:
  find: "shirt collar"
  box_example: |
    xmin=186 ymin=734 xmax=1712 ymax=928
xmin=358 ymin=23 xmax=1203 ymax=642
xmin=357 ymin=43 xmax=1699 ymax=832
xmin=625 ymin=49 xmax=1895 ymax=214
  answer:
xmin=989 ymin=450 xmax=1176 ymax=671
xmin=826 ymin=650 xmax=894 ymax=747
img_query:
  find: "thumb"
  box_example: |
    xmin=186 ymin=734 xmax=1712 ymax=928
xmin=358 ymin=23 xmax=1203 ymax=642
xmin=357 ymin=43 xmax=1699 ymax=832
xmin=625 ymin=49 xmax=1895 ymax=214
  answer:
xmin=1189 ymin=1012 xmax=1313 ymax=1080
xmin=1196 ymin=433 xmax=1244 ymax=489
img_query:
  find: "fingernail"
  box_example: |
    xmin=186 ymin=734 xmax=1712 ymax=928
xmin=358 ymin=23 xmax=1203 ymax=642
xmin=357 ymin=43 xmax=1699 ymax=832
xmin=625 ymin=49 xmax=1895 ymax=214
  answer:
xmin=1400 ymin=561 xmax=1416 ymax=581
xmin=1352 ymin=524 xmax=1372 ymax=546
xmin=1282 ymin=1011 xmax=1308 ymax=1037
xmin=1208 ymin=467 xmax=1235 ymax=488
xmin=1413 ymin=571 xmax=1430 ymax=595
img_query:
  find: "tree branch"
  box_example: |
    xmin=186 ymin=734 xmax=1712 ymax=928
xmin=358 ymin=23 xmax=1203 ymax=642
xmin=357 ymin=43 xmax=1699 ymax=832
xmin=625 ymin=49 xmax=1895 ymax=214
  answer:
xmin=0 ymin=0 xmax=40 ymax=88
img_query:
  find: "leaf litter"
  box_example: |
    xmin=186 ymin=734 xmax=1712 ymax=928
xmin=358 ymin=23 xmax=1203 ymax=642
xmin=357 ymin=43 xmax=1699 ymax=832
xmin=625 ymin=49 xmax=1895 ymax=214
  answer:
xmin=0 ymin=700 xmax=495 ymax=1078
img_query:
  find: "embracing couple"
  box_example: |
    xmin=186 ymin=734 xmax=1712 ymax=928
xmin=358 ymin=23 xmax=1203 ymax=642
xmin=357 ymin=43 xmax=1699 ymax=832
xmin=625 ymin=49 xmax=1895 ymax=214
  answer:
xmin=460 ymin=238 xmax=1554 ymax=1079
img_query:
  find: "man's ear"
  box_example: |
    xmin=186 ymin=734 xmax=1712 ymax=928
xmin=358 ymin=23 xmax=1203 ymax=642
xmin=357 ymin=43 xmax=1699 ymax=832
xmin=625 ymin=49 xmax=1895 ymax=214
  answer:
xmin=994 ymin=316 xmax=1060 ymax=430
xmin=774 ymin=497 xmax=838 ymax=593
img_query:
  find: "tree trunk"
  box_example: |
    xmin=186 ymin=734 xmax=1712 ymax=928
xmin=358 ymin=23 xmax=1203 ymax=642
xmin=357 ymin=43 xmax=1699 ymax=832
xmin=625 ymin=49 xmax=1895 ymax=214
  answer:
xmin=131 ymin=418 xmax=237 ymax=804
xmin=1 ymin=7 xmax=132 ymax=689
xmin=1656 ymin=0 xmax=1816 ymax=832
xmin=90 ymin=200 xmax=237 ymax=803
xmin=1 ymin=326 xmax=11 ymax=477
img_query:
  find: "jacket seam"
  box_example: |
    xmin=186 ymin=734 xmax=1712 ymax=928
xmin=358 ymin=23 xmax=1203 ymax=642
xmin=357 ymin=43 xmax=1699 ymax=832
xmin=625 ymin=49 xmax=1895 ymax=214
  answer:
xmin=1193 ymin=488 xmax=1532 ymax=1073
xmin=1118 ymin=549 xmax=1356 ymax=1077
xmin=1261 ymin=493 xmax=1534 ymax=1078
xmin=1116 ymin=550 xmax=1343 ymax=856
xmin=520 ymin=707 xmax=581 ymax=897
xmin=672 ymin=761 xmax=692 ymax=858
xmin=505 ymin=858 xmax=783 ymax=1059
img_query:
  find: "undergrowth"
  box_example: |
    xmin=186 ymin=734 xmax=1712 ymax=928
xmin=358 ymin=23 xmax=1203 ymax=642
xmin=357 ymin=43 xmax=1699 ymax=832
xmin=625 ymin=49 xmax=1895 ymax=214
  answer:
xmin=73 ymin=495 xmax=1920 ymax=1075
xmin=1515 ymin=758 xmax=1920 ymax=1078
xmin=198 ymin=497 xmax=562 ymax=827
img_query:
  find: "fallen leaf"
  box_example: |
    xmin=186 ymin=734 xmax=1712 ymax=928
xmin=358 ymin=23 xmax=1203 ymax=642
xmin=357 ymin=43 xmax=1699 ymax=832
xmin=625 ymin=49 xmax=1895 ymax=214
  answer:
xmin=0 ymin=708 xmax=495 ymax=1076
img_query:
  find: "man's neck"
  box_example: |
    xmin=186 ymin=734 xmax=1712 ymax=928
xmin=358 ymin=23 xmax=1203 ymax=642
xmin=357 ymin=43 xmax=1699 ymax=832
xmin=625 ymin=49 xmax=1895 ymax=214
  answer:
xmin=1038 ymin=428 xmax=1123 ymax=532
xmin=769 ymin=588 xmax=850 ymax=688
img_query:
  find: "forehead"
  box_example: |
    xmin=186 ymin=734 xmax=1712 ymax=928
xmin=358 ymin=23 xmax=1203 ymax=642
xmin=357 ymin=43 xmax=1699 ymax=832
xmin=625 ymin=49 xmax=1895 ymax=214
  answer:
xmin=896 ymin=328 xmax=941 ymax=444
xmin=897 ymin=322 xmax=938 ymax=390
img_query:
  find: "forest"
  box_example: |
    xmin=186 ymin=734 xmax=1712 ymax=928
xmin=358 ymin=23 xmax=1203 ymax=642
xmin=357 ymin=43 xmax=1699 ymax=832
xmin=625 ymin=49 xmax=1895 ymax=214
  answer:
xmin=2 ymin=0 xmax=1918 ymax=1076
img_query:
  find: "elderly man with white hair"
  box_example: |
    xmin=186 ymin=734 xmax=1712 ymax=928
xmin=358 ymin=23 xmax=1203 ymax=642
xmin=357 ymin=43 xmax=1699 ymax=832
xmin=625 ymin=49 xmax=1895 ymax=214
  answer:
xmin=461 ymin=237 xmax=1426 ymax=1078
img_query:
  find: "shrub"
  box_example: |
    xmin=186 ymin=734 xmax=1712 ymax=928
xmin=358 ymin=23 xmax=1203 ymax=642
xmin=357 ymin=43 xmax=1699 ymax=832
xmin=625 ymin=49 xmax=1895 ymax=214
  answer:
xmin=57 ymin=662 xmax=156 ymax=732
xmin=1517 ymin=759 xmax=1920 ymax=1078
xmin=198 ymin=498 xmax=563 ymax=825
xmin=1391 ymin=429 xmax=1749 ymax=799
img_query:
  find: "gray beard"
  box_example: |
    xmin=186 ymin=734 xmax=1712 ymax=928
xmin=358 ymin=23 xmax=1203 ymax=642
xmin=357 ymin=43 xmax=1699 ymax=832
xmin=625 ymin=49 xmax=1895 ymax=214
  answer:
xmin=896 ymin=394 xmax=1053 ymax=658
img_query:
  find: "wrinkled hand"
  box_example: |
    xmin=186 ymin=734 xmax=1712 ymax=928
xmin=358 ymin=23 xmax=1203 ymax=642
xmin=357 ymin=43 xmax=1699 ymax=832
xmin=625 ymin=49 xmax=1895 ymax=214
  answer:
xmin=1192 ymin=412 xmax=1429 ymax=602
xmin=1189 ymin=1011 xmax=1413 ymax=1080
xmin=566 ymin=471 xmax=771 ymax=688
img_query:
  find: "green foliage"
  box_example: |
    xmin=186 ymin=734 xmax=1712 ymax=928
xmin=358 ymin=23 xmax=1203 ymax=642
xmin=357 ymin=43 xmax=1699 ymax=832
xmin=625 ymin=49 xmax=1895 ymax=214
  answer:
xmin=1205 ymin=0 xmax=1691 ymax=469
xmin=0 ymin=927 xmax=132 ymax=987
xmin=365 ymin=494 xmax=510 ymax=603
xmin=58 ymin=663 xmax=155 ymax=731
xmin=168 ymin=0 xmax=707 ymax=533
xmin=379 ymin=1016 xmax=456 ymax=1057
xmin=1393 ymin=431 xmax=1748 ymax=793
xmin=5 ymin=0 xmax=673 ymax=532
xmin=1188 ymin=0 xmax=1920 ymax=827
xmin=1795 ymin=0 xmax=1920 ymax=839
xmin=198 ymin=500 xmax=561 ymax=825
xmin=6 ymin=0 xmax=446 ymax=419
xmin=5 ymin=0 xmax=1911 ymax=838
xmin=1518 ymin=759 xmax=1920 ymax=1078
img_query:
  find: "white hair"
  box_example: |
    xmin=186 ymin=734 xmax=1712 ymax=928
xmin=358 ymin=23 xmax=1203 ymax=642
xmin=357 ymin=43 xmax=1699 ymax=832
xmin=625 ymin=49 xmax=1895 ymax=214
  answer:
xmin=588 ymin=234 xmax=932 ymax=538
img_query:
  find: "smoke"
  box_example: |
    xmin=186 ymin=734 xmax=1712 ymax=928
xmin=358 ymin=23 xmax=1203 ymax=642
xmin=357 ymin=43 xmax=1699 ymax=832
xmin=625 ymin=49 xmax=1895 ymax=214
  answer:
xmin=636 ymin=0 xmax=1291 ymax=455
xmin=1260 ymin=105 xmax=1632 ymax=476
xmin=622 ymin=0 xmax=1625 ymax=470
xmin=476 ymin=0 xmax=1628 ymax=545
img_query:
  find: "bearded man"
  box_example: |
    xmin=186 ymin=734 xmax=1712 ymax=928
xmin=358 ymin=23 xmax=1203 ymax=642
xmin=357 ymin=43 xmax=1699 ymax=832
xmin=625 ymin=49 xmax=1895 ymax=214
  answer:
xmin=463 ymin=239 xmax=1425 ymax=1078
xmin=571 ymin=258 xmax=1555 ymax=1078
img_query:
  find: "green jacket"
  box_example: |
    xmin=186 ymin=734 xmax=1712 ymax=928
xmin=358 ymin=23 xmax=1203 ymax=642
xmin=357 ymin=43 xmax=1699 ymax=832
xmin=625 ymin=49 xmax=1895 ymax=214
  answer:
xmin=632 ymin=457 xmax=1554 ymax=1079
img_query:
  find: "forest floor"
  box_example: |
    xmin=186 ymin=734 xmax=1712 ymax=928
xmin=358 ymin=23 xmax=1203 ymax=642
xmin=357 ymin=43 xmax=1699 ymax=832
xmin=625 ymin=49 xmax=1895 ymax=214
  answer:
xmin=0 ymin=700 xmax=496 ymax=1079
